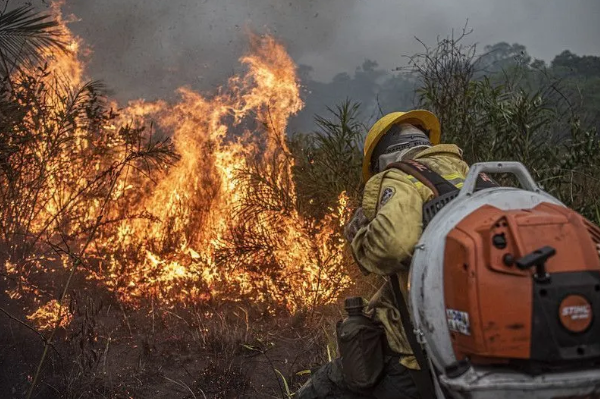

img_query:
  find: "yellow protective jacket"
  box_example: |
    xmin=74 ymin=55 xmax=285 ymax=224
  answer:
xmin=351 ymin=144 xmax=469 ymax=369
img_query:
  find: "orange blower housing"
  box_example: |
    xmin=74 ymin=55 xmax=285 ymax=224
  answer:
xmin=444 ymin=202 xmax=600 ymax=370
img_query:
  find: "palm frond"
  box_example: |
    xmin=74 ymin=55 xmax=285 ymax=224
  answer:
xmin=0 ymin=5 xmax=66 ymax=75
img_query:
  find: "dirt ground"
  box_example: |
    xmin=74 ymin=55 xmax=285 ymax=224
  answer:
xmin=0 ymin=279 xmax=347 ymax=398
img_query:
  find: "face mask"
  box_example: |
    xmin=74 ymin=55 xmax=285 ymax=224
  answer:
xmin=370 ymin=123 xmax=432 ymax=174
xmin=377 ymin=151 xmax=404 ymax=173
xmin=376 ymin=145 xmax=431 ymax=173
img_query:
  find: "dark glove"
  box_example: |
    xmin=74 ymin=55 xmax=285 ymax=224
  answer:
xmin=344 ymin=207 xmax=369 ymax=243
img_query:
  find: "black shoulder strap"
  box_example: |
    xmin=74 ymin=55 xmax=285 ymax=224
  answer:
xmin=386 ymin=160 xmax=498 ymax=196
xmin=387 ymin=159 xmax=458 ymax=197
xmin=475 ymin=171 xmax=498 ymax=190
xmin=389 ymin=274 xmax=436 ymax=399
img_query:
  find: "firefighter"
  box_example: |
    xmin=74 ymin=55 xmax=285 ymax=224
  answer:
xmin=297 ymin=110 xmax=470 ymax=399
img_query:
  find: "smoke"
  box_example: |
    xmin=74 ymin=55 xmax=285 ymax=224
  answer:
xmin=300 ymin=0 xmax=600 ymax=80
xmin=51 ymin=0 xmax=600 ymax=108
xmin=58 ymin=0 xmax=359 ymax=102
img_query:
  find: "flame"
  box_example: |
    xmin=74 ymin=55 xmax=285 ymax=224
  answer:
xmin=9 ymin=3 xmax=353 ymax=329
xmin=47 ymin=0 xmax=86 ymax=87
xmin=99 ymin=34 xmax=353 ymax=311
xmin=27 ymin=299 xmax=72 ymax=331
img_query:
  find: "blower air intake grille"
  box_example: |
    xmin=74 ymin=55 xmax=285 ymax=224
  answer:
xmin=583 ymin=218 xmax=600 ymax=245
xmin=422 ymin=191 xmax=459 ymax=228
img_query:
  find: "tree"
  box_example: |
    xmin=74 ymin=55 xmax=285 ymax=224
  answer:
xmin=552 ymin=50 xmax=600 ymax=78
xmin=478 ymin=42 xmax=532 ymax=74
xmin=550 ymin=51 xmax=600 ymax=132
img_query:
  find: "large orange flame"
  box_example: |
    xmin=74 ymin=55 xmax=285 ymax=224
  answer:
xmin=16 ymin=4 xmax=352 ymax=328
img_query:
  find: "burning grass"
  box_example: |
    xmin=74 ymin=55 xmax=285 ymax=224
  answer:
xmin=1 ymin=2 xmax=354 ymax=327
xmin=0 ymin=3 xmax=357 ymax=397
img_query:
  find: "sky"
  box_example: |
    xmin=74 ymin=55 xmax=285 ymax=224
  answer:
xmin=50 ymin=0 xmax=600 ymax=105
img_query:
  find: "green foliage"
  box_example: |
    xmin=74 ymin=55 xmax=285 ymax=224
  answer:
xmin=289 ymin=99 xmax=365 ymax=219
xmin=550 ymin=50 xmax=600 ymax=133
xmin=409 ymin=31 xmax=600 ymax=223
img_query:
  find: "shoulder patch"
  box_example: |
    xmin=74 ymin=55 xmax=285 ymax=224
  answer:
xmin=379 ymin=187 xmax=395 ymax=207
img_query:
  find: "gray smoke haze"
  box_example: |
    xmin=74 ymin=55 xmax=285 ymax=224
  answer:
xmin=300 ymin=0 xmax=600 ymax=80
xmin=54 ymin=0 xmax=600 ymax=110
xmin=60 ymin=0 xmax=360 ymax=102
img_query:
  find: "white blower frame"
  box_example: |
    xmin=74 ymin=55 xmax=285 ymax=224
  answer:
xmin=409 ymin=162 xmax=600 ymax=399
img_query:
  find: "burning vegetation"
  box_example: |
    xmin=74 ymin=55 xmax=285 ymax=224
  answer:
xmin=0 ymin=3 xmax=353 ymax=335
xmin=0 ymin=4 xmax=361 ymax=396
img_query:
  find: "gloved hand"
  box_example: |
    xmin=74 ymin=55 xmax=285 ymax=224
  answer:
xmin=344 ymin=207 xmax=369 ymax=243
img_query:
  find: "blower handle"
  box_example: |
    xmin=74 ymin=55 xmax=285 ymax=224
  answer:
xmin=459 ymin=161 xmax=540 ymax=198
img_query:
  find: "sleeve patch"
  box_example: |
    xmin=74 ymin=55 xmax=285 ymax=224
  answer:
xmin=379 ymin=187 xmax=395 ymax=207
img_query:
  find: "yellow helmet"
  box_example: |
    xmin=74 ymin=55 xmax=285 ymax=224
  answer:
xmin=362 ymin=110 xmax=441 ymax=182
